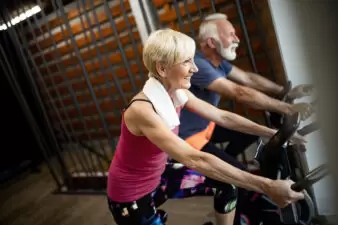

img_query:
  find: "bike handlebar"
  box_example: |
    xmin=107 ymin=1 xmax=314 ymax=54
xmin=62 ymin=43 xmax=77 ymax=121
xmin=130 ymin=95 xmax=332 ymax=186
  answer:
xmin=290 ymin=164 xmax=329 ymax=192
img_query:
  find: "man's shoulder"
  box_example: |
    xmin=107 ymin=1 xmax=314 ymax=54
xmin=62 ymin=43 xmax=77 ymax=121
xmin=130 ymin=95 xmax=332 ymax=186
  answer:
xmin=220 ymin=59 xmax=233 ymax=76
xmin=194 ymin=51 xmax=212 ymax=67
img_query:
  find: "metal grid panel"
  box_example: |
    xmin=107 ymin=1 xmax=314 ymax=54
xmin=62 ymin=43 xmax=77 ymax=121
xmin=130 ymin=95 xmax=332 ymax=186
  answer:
xmin=0 ymin=0 xmax=148 ymax=193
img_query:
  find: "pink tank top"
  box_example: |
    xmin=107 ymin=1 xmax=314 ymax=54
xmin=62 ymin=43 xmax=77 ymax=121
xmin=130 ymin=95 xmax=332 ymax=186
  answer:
xmin=107 ymin=100 xmax=181 ymax=202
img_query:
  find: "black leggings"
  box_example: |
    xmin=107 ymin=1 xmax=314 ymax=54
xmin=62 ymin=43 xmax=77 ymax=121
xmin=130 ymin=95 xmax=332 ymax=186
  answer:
xmin=210 ymin=124 xmax=259 ymax=158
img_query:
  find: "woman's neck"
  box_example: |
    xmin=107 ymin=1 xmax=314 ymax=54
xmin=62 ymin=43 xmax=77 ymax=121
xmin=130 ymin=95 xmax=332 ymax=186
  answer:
xmin=153 ymin=76 xmax=176 ymax=97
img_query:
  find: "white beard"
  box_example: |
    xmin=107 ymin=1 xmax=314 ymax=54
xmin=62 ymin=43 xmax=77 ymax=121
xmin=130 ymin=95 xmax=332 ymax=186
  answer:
xmin=216 ymin=41 xmax=239 ymax=61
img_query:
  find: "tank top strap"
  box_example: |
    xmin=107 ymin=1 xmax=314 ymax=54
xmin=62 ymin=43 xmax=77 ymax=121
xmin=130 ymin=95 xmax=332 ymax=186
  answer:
xmin=124 ymin=99 xmax=157 ymax=113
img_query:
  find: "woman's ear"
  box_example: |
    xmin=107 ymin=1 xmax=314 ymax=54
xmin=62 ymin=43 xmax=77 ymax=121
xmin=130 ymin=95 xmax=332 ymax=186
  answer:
xmin=155 ymin=62 xmax=167 ymax=78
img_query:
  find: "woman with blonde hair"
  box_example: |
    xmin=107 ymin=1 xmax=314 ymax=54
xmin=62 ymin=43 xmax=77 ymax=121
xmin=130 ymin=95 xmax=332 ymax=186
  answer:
xmin=107 ymin=28 xmax=305 ymax=225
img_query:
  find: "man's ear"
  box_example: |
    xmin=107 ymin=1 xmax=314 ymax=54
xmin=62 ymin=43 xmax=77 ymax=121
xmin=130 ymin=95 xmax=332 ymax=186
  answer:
xmin=155 ymin=62 xmax=167 ymax=78
xmin=206 ymin=38 xmax=217 ymax=49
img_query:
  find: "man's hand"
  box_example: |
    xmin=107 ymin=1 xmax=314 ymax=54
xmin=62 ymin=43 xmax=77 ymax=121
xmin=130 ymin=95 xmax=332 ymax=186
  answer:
xmin=290 ymin=132 xmax=307 ymax=145
xmin=289 ymin=102 xmax=314 ymax=121
xmin=265 ymin=179 xmax=305 ymax=208
xmin=287 ymin=84 xmax=314 ymax=100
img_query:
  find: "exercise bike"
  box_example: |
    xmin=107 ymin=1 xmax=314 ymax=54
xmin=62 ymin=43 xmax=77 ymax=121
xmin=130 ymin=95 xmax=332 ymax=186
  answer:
xmin=234 ymin=109 xmax=329 ymax=225
xmin=160 ymin=81 xmax=329 ymax=225
xmin=160 ymin=112 xmax=328 ymax=225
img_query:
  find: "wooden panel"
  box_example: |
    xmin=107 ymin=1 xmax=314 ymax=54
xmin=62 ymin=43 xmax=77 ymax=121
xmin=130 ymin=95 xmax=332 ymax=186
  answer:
xmin=251 ymin=0 xmax=287 ymax=85
xmin=28 ymin=0 xmax=133 ymax=52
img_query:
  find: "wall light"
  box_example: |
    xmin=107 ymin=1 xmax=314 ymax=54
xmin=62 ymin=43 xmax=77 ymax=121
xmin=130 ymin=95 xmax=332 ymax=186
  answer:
xmin=0 ymin=5 xmax=41 ymax=31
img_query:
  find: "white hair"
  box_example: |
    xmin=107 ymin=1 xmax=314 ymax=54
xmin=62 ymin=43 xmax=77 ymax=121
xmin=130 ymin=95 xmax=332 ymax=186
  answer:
xmin=198 ymin=13 xmax=228 ymax=42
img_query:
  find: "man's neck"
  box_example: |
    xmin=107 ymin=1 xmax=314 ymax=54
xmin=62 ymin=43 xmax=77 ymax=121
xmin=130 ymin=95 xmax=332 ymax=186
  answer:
xmin=199 ymin=49 xmax=222 ymax=67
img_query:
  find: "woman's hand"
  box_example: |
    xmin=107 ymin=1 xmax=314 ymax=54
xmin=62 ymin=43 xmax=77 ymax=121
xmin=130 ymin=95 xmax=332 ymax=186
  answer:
xmin=265 ymin=179 xmax=305 ymax=208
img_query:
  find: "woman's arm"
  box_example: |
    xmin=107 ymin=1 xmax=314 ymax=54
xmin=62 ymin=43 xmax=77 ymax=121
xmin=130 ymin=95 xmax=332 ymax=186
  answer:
xmin=183 ymin=90 xmax=277 ymax=138
xmin=124 ymin=101 xmax=304 ymax=207
xmin=124 ymin=101 xmax=272 ymax=194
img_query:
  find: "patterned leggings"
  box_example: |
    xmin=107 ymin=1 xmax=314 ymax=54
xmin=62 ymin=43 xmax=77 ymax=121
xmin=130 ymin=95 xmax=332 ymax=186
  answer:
xmin=107 ymin=163 xmax=215 ymax=225
xmin=107 ymin=183 xmax=169 ymax=225
xmin=108 ymin=143 xmax=247 ymax=225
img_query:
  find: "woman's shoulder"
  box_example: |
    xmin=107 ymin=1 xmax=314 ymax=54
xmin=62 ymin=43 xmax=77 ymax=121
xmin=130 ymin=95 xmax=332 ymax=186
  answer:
xmin=126 ymin=92 xmax=154 ymax=113
xmin=124 ymin=92 xmax=157 ymax=127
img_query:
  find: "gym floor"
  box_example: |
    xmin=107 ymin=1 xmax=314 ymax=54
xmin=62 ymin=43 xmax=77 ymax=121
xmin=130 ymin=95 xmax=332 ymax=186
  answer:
xmin=0 ymin=163 xmax=214 ymax=225
xmin=0 ymin=142 xmax=259 ymax=225
xmin=1 ymin=144 xmax=335 ymax=225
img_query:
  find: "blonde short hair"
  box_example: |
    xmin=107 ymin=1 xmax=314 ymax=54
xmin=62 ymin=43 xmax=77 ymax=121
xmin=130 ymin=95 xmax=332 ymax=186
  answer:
xmin=143 ymin=28 xmax=196 ymax=77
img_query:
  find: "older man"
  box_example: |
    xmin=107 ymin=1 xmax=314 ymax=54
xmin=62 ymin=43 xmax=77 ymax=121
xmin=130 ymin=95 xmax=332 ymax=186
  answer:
xmin=178 ymin=13 xmax=313 ymax=225
xmin=179 ymin=13 xmax=313 ymax=156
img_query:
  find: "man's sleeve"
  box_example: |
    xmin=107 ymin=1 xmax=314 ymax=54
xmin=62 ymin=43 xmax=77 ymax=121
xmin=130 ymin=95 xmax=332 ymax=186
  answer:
xmin=220 ymin=60 xmax=233 ymax=77
xmin=191 ymin=58 xmax=224 ymax=89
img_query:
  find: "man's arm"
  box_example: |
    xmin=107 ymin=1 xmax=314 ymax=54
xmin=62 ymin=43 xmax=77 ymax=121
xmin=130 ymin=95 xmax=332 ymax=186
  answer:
xmin=227 ymin=65 xmax=286 ymax=97
xmin=183 ymin=89 xmax=277 ymax=138
xmin=207 ymin=76 xmax=293 ymax=115
xmin=183 ymin=90 xmax=306 ymax=144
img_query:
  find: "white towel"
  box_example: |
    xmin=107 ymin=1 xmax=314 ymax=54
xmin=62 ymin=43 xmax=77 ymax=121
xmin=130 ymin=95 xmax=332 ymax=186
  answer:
xmin=143 ymin=77 xmax=188 ymax=130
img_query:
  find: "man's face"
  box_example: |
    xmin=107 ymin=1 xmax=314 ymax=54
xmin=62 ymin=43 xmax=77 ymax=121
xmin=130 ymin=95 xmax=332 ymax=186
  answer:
xmin=214 ymin=19 xmax=240 ymax=61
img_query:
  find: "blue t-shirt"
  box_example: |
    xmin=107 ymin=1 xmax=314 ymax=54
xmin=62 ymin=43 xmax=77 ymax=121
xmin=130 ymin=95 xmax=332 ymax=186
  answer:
xmin=179 ymin=51 xmax=233 ymax=139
